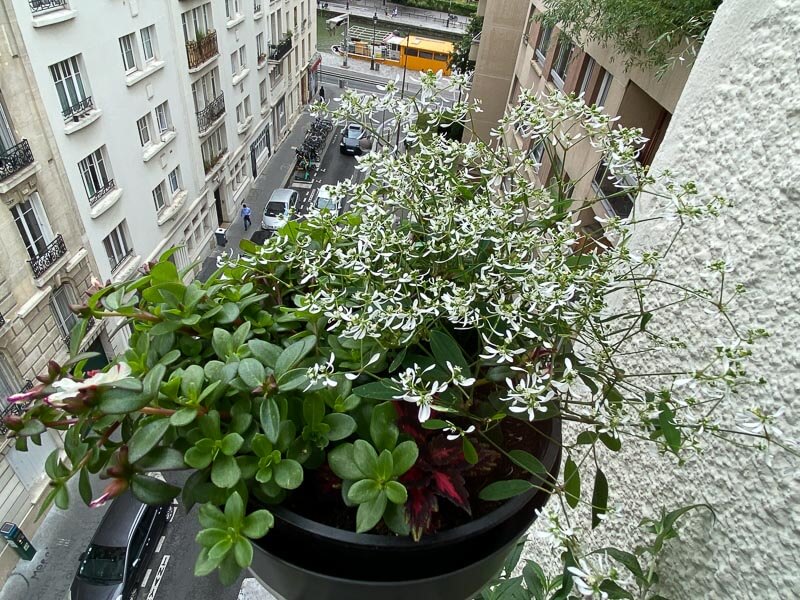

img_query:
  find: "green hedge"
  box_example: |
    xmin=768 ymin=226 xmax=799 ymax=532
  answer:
xmin=393 ymin=0 xmax=477 ymax=17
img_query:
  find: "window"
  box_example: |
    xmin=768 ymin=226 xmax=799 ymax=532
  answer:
xmin=202 ymin=127 xmax=226 ymax=172
xmin=0 ymin=103 xmax=15 ymax=151
xmin=231 ymin=46 xmax=246 ymax=74
xmin=50 ymin=56 xmax=88 ymax=117
xmin=593 ymin=162 xmax=635 ymax=219
xmin=192 ymin=68 xmax=221 ymax=112
xmin=226 ymin=0 xmax=241 ymax=20
xmin=119 ymin=34 xmax=137 ymax=73
xmin=152 ymin=182 xmax=166 ymax=212
xmin=11 ymin=193 xmax=52 ymax=260
xmin=534 ymin=25 xmax=552 ymax=65
xmin=236 ymin=96 xmax=251 ymax=124
xmin=0 ymin=356 xmax=20 ymax=407
xmin=79 ymin=148 xmax=113 ymax=203
xmin=168 ymin=167 xmax=182 ymax=195
xmin=257 ymin=33 xmax=265 ymax=60
xmin=103 ymin=222 xmax=132 ymax=272
xmin=140 ymin=26 xmax=156 ymax=63
xmin=596 ymin=70 xmax=613 ymax=106
xmin=405 ymin=48 xmax=419 ymax=57
xmin=182 ymin=4 xmax=212 ymax=42
xmin=259 ymin=79 xmax=268 ymax=106
xmin=578 ymin=56 xmax=595 ymax=99
xmin=155 ymin=102 xmax=172 ymax=134
xmin=550 ymin=39 xmax=573 ymax=88
xmin=232 ymin=154 xmax=248 ymax=190
xmin=269 ymin=62 xmax=283 ymax=84
xmin=51 ymin=285 xmax=78 ymax=342
xmin=529 ymin=140 xmax=545 ymax=168
xmin=136 ymin=115 xmax=152 ymax=147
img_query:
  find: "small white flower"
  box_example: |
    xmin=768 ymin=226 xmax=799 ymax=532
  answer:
xmin=304 ymin=354 xmax=338 ymax=391
xmin=446 ymin=361 xmax=476 ymax=387
xmin=48 ymin=363 xmax=132 ymax=404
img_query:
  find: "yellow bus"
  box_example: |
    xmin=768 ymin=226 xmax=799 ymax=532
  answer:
xmin=394 ymin=35 xmax=453 ymax=76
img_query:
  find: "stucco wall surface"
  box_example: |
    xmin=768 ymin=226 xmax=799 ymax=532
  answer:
xmin=522 ymin=0 xmax=800 ymax=598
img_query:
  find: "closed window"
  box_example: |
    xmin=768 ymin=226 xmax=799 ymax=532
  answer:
xmin=79 ymin=148 xmax=112 ymax=202
xmin=119 ymin=34 xmax=137 ymax=73
xmin=182 ymin=4 xmax=212 ymax=42
xmin=534 ymin=25 xmax=552 ymax=65
xmin=236 ymin=96 xmax=251 ymax=124
xmin=550 ymin=39 xmax=573 ymax=88
xmin=578 ymin=56 xmax=596 ymax=99
xmin=0 ymin=356 xmax=20 ymax=407
xmin=49 ymin=56 xmax=88 ymax=115
xmin=136 ymin=115 xmax=152 ymax=147
xmin=225 ymin=0 xmax=241 ymax=20
xmin=11 ymin=193 xmax=52 ymax=260
xmin=529 ymin=141 xmax=545 ymax=172
xmin=596 ymin=70 xmax=613 ymax=106
xmin=152 ymin=183 xmax=166 ymax=212
xmin=103 ymin=222 xmax=132 ymax=272
xmin=168 ymin=167 xmax=182 ymax=195
xmin=259 ymin=79 xmax=268 ymax=106
xmin=51 ymin=285 xmax=78 ymax=341
xmin=192 ymin=69 xmax=220 ymax=112
xmin=140 ymin=26 xmax=156 ymax=63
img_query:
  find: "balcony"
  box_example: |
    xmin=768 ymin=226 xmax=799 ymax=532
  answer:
xmin=204 ymin=149 xmax=227 ymax=175
xmin=186 ymin=30 xmax=219 ymax=71
xmin=0 ymin=140 xmax=34 ymax=182
xmin=87 ymin=179 xmax=116 ymax=207
xmin=196 ymin=93 xmax=225 ymax=134
xmin=28 ymin=233 xmax=67 ymax=279
xmin=0 ymin=312 xmax=5 ymax=327
xmin=269 ymin=36 xmax=292 ymax=63
xmin=29 ymin=0 xmax=66 ymax=13
xmin=62 ymin=96 xmax=94 ymax=123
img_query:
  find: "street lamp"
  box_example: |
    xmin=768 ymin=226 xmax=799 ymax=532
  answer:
xmin=370 ymin=12 xmax=378 ymax=71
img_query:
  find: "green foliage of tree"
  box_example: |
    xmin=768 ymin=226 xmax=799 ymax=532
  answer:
xmin=393 ymin=0 xmax=477 ymax=17
xmin=449 ymin=15 xmax=483 ymax=75
xmin=538 ymin=0 xmax=721 ymax=74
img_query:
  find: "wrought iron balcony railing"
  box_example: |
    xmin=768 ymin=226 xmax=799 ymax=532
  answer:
xmin=0 ymin=140 xmax=34 ymax=182
xmin=28 ymin=233 xmax=67 ymax=278
xmin=62 ymin=96 xmax=94 ymax=122
xmin=254 ymin=2 xmax=262 ymax=13
xmin=29 ymin=0 xmax=67 ymax=13
xmin=0 ymin=381 xmax=34 ymax=436
xmin=186 ymin=30 xmax=219 ymax=70
xmin=87 ymin=179 xmax=116 ymax=207
xmin=0 ymin=312 xmax=5 ymax=328
xmin=269 ymin=36 xmax=292 ymax=62
xmin=110 ymin=248 xmax=133 ymax=274
xmin=63 ymin=316 xmax=95 ymax=347
xmin=196 ymin=93 xmax=225 ymax=133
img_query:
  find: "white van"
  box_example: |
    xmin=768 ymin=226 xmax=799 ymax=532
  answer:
xmin=261 ymin=188 xmax=298 ymax=230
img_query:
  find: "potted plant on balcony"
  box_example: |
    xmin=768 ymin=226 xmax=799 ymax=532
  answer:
xmin=5 ymin=75 xmax=792 ymax=599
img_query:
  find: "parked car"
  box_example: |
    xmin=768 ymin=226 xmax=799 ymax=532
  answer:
xmin=339 ymin=123 xmax=366 ymax=155
xmin=314 ymin=185 xmax=341 ymax=214
xmin=67 ymin=492 xmax=169 ymax=600
xmin=261 ymin=188 xmax=298 ymax=231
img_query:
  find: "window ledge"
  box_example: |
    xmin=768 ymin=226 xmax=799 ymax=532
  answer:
xmin=64 ymin=108 xmax=102 ymax=135
xmin=125 ymin=60 xmax=165 ymax=87
xmin=198 ymin=115 xmax=225 ymax=139
xmin=0 ymin=161 xmax=41 ymax=195
xmin=156 ymin=190 xmax=188 ymax=226
xmin=237 ymin=116 xmax=253 ymax=135
xmin=89 ymin=187 xmax=123 ymax=219
xmin=257 ymin=59 xmax=268 ymax=71
xmin=226 ymin=14 xmax=245 ymax=29
xmin=232 ymin=67 xmax=250 ymax=86
xmin=188 ymin=54 xmax=218 ymax=75
xmin=31 ymin=250 xmax=71 ymax=289
xmin=260 ymin=104 xmax=270 ymax=116
xmin=17 ymin=286 xmax=51 ymax=318
xmin=111 ymin=254 xmax=140 ymax=284
xmin=204 ymin=151 xmax=229 ymax=183
xmin=31 ymin=8 xmax=76 ymax=28
xmin=254 ymin=9 xmax=264 ymax=20
xmin=142 ymin=130 xmax=177 ymax=162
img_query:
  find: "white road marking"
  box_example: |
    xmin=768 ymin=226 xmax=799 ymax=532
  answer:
xmin=168 ymin=506 xmax=177 ymax=522
xmin=141 ymin=568 xmax=152 ymax=588
xmin=145 ymin=554 xmax=170 ymax=600
xmin=155 ymin=536 xmax=165 ymax=553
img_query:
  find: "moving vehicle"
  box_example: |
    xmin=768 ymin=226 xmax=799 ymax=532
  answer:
xmin=261 ymin=188 xmax=298 ymax=230
xmin=339 ymin=123 xmax=366 ymax=155
xmin=315 ymin=185 xmax=341 ymax=214
xmin=68 ymin=492 xmax=169 ymax=600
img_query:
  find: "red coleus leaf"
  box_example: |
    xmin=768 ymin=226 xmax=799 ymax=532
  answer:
xmin=430 ymin=470 xmax=471 ymax=514
xmin=406 ymin=487 xmax=439 ymax=541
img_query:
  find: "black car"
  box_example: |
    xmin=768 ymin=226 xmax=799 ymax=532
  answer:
xmin=68 ymin=492 xmax=169 ymax=600
xmin=339 ymin=123 xmax=366 ymax=155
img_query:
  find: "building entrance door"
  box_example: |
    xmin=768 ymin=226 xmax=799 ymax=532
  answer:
xmin=214 ymin=187 xmax=223 ymax=226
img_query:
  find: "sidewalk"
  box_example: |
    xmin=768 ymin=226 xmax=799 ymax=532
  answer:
xmin=322 ymin=0 xmax=469 ymax=34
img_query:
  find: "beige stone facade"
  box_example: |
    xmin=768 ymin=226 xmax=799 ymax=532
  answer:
xmin=0 ymin=0 xmax=111 ymax=574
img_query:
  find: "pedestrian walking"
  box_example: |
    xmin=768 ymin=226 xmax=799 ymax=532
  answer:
xmin=241 ymin=203 xmax=252 ymax=231
xmin=319 ymin=86 xmax=326 ymax=101
xmin=392 ymin=7 xmax=398 ymax=17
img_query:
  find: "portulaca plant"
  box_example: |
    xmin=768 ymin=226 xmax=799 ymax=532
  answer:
xmin=4 ymin=73 xmax=795 ymax=593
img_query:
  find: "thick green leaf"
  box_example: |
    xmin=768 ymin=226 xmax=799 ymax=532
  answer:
xmin=273 ymin=459 xmax=303 ymax=490
xmin=194 ymin=547 xmax=224 ymax=577
xmin=260 ymin=398 xmax=281 ymax=444
xmin=328 ymin=443 xmax=364 ymax=480
xmin=211 ymin=454 xmax=241 ymax=488
xmin=302 ymin=397 xmax=325 ymax=427
xmin=241 ymin=509 xmax=274 ymax=538
xmin=184 ymin=446 xmax=213 ymax=469
xmin=352 ymin=380 xmax=402 ymax=400
xmin=591 ymin=468 xmax=608 ymax=528
xmin=131 ymin=473 xmax=180 ymax=505
xmin=238 ymin=358 xmax=265 ymax=388
xmin=462 ymin=438 xmax=478 ymax=464
xmin=143 ymin=364 xmax=167 ymax=400
xmin=97 ymin=388 xmax=150 ymax=414
xmin=128 ymin=418 xmax=171 ymax=463
xmin=391 ymin=440 xmax=419 ymax=476
xmin=479 ymin=479 xmax=534 ymax=501
xmin=274 ymin=335 xmax=317 ymax=378
xmin=384 ymin=480 xmax=407 ymax=504
xmin=353 ymin=440 xmax=379 ymax=478
xmin=217 ymin=303 xmax=241 ymax=324
xmin=247 ymin=339 xmax=282 ymax=368
xmin=181 ymin=365 xmax=206 ymax=398
xmin=348 ymin=479 xmax=381 ymax=504
xmin=564 ymin=457 xmax=581 ymax=509
xmin=224 ymin=492 xmax=245 ymax=526
xmin=217 ymin=552 xmax=242 ymax=586
xmin=79 ymin=468 xmax=92 ymax=505
xmin=212 ymin=328 xmax=233 ymax=360
xmin=196 ymin=528 xmax=228 ymax=548
xmin=208 ymin=537 xmax=233 ymax=561
xmin=370 ymin=401 xmax=399 ymax=452
xmin=198 ymin=503 xmax=227 ymax=529
xmin=355 ymin=492 xmax=387 ymax=533
xmin=135 ymin=447 xmax=186 ymax=471
xmin=233 ymin=537 xmax=253 ymax=568
xmin=323 ymin=413 xmax=357 ymax=441
xmin=55 ymin=485 xmax=69 ymax=510
xmin=19 ymin=419 xmax=46 ymax=437
xmin=375 ymin=449 xmax=394 ymax=481
xmin=429 ymin=329 xmax=470 ymax=373
xmin=220 ymin=433 xmax=245 ymax=456
xmin=170 ymin=407 xmax=199 ymax=427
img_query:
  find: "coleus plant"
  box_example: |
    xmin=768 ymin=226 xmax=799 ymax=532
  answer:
xmin=4 ymin=77 xmax=792 ymax=590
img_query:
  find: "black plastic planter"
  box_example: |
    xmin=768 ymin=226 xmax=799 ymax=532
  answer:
xmin=250 ymin=418 xmax=562 ymax=600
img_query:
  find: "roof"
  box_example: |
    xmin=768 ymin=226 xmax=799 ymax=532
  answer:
xmin=400 ymin=36 xmax=454 ymax=54
xmin=269 ymin=188 xmax=297 ymax=202
xmin=91 ymin=492 xmax=144 ymax=547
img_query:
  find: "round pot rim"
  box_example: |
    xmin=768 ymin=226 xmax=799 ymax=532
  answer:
xmin=264 ymin=417 xmax=562 ymax=550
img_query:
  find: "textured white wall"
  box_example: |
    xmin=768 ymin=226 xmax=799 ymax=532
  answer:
xmin=523 ymin=0 xmax=800 ymax=597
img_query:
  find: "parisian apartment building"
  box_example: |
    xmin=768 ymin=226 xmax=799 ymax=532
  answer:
xmin=0 ymin=0 xmax=318 ymax=566
xmin=471 ymin=0 xmax=690 ymax=238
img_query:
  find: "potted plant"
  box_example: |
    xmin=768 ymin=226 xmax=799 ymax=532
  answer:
xmin=5 ymin=76 xmax=792 ymax=599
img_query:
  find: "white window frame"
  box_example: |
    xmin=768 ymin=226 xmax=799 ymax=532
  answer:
xmin=0 ymin=355 xmax=20 ymax=406
xmin=50 ymin=56 xmax=88 ymax=115
xmin=226 ymin=0 xmax=241 ymax=20
xmin=51 ymin=285 xmax=79 ymax=341
xmin=136 ymin=114 xmax=152 ymax=147
xmin=257 ymin=33 xmax=265 ymax=59
xmin=79 ymin=148 xmax=112 ymax=201
xmin=103 ymin=222 xmax=132 ymax=272
xmin=596 ymin=71 xmax=613 ymax=107
xmin=140 ymin=26 xmax=156 ymax=63
xmin=119 ymin=33 xmax=138 ymax=74
xmin=155 ymin=101 xmax=171 ymax=134
xmin=11 ymin=192 xmax=53 ymax=260
xmin=168 ymin=167 xmax=181 ymax=196
xmin=550 ymin=39 xmax=572 ymax=90
xmin=238 ymin=46 xmax=246 ymax=69
xmin=192 ymin=68 xmax=220 ymax=112
xmin=182 ymin=4 xmax=212 ymax=42
xmin=259 ymin=79 xmax=268 ymax=106
xmin=529 ymin=140 xmax=545 ymax=171
xmin=152 ymin=182 xmax=166 ymax=212
xmin=578 ymin=57 xmax=595 ymax=99
xmin=534 ymin=25 xmax=552 ymax=65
